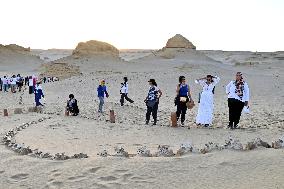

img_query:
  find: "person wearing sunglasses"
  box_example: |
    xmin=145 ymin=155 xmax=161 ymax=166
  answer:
xmin=226 ymin=72 xmax=250 ymax=129
xmin=195 ymin=75 xmax=220 ymax=127
xmin=175 ymin=76 xmax=193 ymax=127
xmin=144 ymin=79 xmax=162 ymax=125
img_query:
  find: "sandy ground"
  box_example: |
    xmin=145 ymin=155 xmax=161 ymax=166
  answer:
xmin=0 ymin=49 xmax=284 ymax=189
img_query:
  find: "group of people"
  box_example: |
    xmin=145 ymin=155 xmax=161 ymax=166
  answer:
xmin=0 ymin=74 xmax=25 ymax=93
xmin=66 ymin=72 xmax=249 ymax=129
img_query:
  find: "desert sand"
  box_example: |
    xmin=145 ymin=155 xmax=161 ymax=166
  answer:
xmin=0 ymin=35 xmax=283 ymax=189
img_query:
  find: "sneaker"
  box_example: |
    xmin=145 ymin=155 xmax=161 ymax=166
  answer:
xmin=145 ymin=120 xmax=149 ymax=125
xmin=234 ymin=124 xmax=240 ymax=129
xmin=204 ymin=124 xmax=209 ymax=128
xmin=153 ymin=120 xmax=157 ymax=125
xmin=181 ymin=122 xmax=185 ymax=127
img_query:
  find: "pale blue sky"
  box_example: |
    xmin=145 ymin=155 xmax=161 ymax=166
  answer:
xmin=0 ymin=0 xmax=283 ymax=51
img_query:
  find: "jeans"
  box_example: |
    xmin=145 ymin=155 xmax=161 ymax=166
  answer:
xmin=3 ymin=84 xmax=8 ymax=92
xmin=98 ymin=96 xmax=104 ymax=112
xmin=228 ymin=98 xmax=245 ymax=127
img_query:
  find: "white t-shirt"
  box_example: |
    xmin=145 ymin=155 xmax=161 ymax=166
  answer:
xmin=2 ymin=78 xmax=8 ymax=85
xmin=226 ymin=81 xmax=249 ymax=102
xmin=29 ymin=79 xmax=34 ymax=86
xmin=121 ymin=82 xmax=129 ymax=94
xmin=11 ymin=78 xmax=17 ymax=85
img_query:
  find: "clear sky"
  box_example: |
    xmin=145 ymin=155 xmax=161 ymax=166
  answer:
xmin=0 ymin=0 xmax=283 ymax=51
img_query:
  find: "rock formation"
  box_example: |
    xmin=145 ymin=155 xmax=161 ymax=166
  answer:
xmin=165 ymin=34 xmax=196 ymax=49
xmin=0 ymin=44 xmax=30 ymax=52
xmin=72 ymin=40 xmax=119 ymax=57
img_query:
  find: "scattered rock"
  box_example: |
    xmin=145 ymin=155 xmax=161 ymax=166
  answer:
xmin=97 ymin=150 xmax=108 ymax=157
xmin=14 ymin=108 xmax=23 ymax=114
xmin=224 ymin=137 xmax=243 ymax=150
xmin=137 ymin=146 xmax=152 ymax=157
xmin=272 ymin=136 xmax=284 ymax=149
xmin=154 ymin=145 xmax=175 ymax=157
xmin=114 ymin=146 xmax=129 ymax=157
xmin=72 ymin=153 xmax=88 ymax=159
xmin=176 ymin=143 xmax=193 ymax=156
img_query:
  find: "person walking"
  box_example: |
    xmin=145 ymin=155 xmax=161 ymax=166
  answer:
xmin=226 ymin=72 xmax=250 ymax=129
xmin=175 ymin=76 xmax=193 ymax=126
xmin=97 ymin=80 xmax=109 ymax=113
xmin=120 ymin=77 xmax=134 ymax=106
xmin=34 ymin=82 xmax=44 ymax=106
xmin=195 ymin=75 xmax=220 ymax=127
xmin=144 ymin=79 xmax=162 ymax=125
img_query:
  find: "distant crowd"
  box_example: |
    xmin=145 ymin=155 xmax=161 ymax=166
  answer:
xmin=0 ymin=75 xmax=58 ymax=94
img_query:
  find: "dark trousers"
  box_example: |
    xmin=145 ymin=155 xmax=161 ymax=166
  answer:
xmin=29 ymin=86 xmax=34 ymax=94
xmin=120 ymin=93 xmax=134 ymax=106
xmin=176 ymin=100 xmax=188 ymax=123
xmin=228 ymin=98 xmax=245 ymax=127
xmin=146 ymin=103 xmax=158 ymax=122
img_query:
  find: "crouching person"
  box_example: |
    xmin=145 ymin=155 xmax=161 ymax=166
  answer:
xmin=66 ymin=94 xmax=79 ymax=116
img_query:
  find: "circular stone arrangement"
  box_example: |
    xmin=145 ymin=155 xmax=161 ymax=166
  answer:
xmin=2 ymin=108 xmax=284 ymax=161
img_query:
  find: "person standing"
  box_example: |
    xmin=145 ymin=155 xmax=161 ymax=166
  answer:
xmin=17 ymin=74 xmax=24 ymax=92
xmin=2 ymin=76 xmax=8 ymax=92
xmin=10 ymin=75 xmax=17 ymax=93
xmin=226 ymin=72 xmax=250 ymax=129
xmin=0 ymin=77 xmax=2 ymax=91
xmin=144 ymin=79 xmax=162 ymax=125
xmin=195 ymin=75 xmax=220 ymax=127
xmin=175 ymin=76 xmax=193 ymax=126
xmin=120 ymin=77 xmax=134 ymax=106
xmin=34 ymin=82 xmax=44 ymax=106
xmin=28 ymin=76 xmax=34 ymax=94
xmin=97 ymin=80 xmax=109 ymax=113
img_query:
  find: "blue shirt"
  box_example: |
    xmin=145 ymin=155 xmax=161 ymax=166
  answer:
xmin=179 ymin=84 xmax=189 ymax=97
xmin=97 ymin=85 xmax=107 ymax=97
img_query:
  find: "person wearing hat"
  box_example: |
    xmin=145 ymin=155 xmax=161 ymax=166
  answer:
xmin=66 ymin=94 xmax=79 ymax=116
xmin=144 ymin=79 xmax=162 ymax=125
xmin=120 ymin=77 xmax=134 ymax=106
xmin=97 ymin=80 xmax=109 ymax=113
xmin=175 ymin=76 xmax=193 ymax=126
xmin=34 ymin=81 xmax=44 ymax=106
xmin=226 ymin=72 xmax=250 ymax=129
xmin=195 ymin=75 xmax=220 ymax=127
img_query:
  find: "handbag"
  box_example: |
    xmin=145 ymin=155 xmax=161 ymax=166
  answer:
xmin=186 ymin=100 xmax=195 ymax=109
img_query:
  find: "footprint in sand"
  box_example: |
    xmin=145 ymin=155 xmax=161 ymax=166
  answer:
xmin=49 ymin=181 xmax=63 ymax=188
xmin=67 ymin=175 xmax=86 ymax=181
xmin=0 ymin=170 xmax=5 ymax=174
xmin=89 ymin=167 xmax=101 ymax=174
xmin=10 ymin=173 xmax=29 ymax=181
xmin=114 ymin=169 xmax=128 ymax=174
xmin=98 ymin=176 xmax=118 ymax=181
